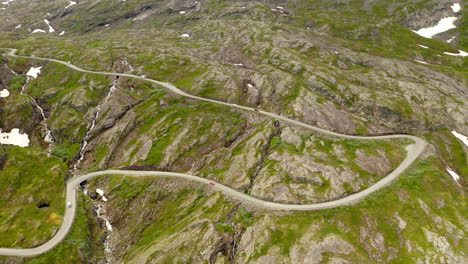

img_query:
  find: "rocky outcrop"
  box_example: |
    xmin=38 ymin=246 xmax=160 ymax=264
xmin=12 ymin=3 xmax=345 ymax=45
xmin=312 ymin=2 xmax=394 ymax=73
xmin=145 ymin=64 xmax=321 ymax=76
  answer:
xmin=290 ymin=234 xmax=355 ymax=263
xmin=404 ymin=2 xmax=460 ymax=30
xmin=360 ymin=216 xmax=398 ymax=262
xmin=354 ymin=149 xmax=391 ymax=176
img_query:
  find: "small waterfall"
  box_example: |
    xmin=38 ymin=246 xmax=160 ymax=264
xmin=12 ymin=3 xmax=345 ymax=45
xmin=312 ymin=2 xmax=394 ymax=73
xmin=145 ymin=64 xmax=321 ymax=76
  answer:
xmin=95 ymin=204 xmax=113 ymax=232
xmin=95 ymin=204 xmax=113 ymax=257
xmin=104 ymin=79 xmax=117 ymax=103
xmin=123 ymin=58 xmax=134 ymax=72
xmin=20 ymin=78 xmax=29 ymax=94
xmin=73 ymin=79 xmax=118 ymax=171
xmin=4 ymin=63 xmax=19 ymax=76
xmin=6 ymin=65 xmax=52 ymax=146
xmin=73 ymin=110 xmax=98 ymax=171
xmin=32 ymin=98 xmax=53 ymax=143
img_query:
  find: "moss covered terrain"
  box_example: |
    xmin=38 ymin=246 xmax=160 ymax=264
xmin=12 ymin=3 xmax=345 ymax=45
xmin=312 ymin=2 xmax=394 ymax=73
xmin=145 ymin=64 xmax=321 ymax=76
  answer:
xmin=2 ymin=153 xmax=462 ymax=263
xmin=0 ymin=0 xmax=466 ymax=262
xmin=0 ymin=146 xmax=68 ymax=248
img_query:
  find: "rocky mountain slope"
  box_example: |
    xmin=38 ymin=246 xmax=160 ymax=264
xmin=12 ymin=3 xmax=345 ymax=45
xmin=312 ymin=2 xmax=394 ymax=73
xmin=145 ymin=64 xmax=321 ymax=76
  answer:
xmin=0 ymin=0 xmax=466 ymax=263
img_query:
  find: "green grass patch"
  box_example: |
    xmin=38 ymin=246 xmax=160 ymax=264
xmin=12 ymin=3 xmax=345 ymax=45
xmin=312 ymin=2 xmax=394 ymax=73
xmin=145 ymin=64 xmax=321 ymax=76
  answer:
xmin=0 ymin=146 xmax=68 ymax=248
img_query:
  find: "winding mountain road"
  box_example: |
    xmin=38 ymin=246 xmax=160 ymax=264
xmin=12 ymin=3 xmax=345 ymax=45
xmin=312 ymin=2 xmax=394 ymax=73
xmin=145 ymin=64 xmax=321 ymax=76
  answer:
xmin=0 ymin=48 xmax=427 ymax=257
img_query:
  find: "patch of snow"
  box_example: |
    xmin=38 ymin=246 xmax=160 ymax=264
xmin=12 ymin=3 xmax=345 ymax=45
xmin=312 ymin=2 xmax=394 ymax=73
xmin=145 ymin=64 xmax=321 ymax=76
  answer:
xmin=444 ymin=50 xmax=468 ymax=57
xmin=32 ymin=29 xmax=46 ymax=33
xmin=26 ymin=67 xmax=42 ymax=78
xmin=415 ymin=59 xmax=428 ymax=64
xmin=0 ymin=89 xmax=9 ymax=98
xmin=96 ymin=188 xmax=104 ymax=196
xmin=102 ymin=196 xmax=108 ymax=202
xmin=447 ymin=36 xmax=455 ymax=43
xmin=247 ymin=83 xmax=254 ymax=88
xmin=179 ymin=11 xmax=186 ymax=14
xmin=1 ymin=0 xmax=15 ymax=5
xmin=417 ymin=44 xmax=429 ymax=49
xmin=44 ymin=19 xmax=55 ymax=33
xmin=15 ymin=24 xmax=21 ymax=29
xmin=65 ymin=1 xmax=76 ymax=9
xmin=104 ymin=24 xmax=110 ymax=27
xmin=271 ymin=8 xmax=284 ymax=13
xmin=451 ymin=3 xmax=461 ymax=13
xmin=0 ymin=128 xmax=30 ymax=147
xmin=413 ymin=17 xmax=457 ymax=38
xmin=234 ymin=63 xmax=244 ymax=66
xmin=451 ymin=131 xmax=468 ymax=147
xmin=276 ymin=6 xmax=284 ymax=10
xmin=180 ymin=33 xmax=190 ymax=38
xmin=59 ymin=30 xmax=65 ymax=36
xmin=446 ymin=168 xmax=460 ymax=181
xmin=141 ymin=74 xmax=146 ymax=78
